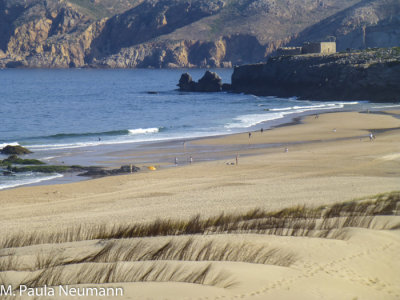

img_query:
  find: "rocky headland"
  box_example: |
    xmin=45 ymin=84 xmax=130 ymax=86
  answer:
xmin=230 ymin=48 xmax=400 ymax=102
xmin=178 ymin=48 xmax=400 ymax=102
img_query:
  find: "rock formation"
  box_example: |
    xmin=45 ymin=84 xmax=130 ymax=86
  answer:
xmin=230 ymin=47 xmax=400 ymax=102
xmin=78 ymin=165 xmax=140 ymax=177
xmin=178 ymin=73 xmax=196 ymax=91
xmin=1 ymin=145 xmax=32 ymax=155
xmin=178 ymin=71 xmax=222 ymax=92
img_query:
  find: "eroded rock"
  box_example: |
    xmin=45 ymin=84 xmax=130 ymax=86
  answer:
xmin=1 ymin=145 xmax=32 ymax=155
xmin=178 ymin=70 xmax=223 ymax=92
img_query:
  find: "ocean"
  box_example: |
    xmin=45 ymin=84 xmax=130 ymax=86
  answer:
xmin=1 ymin=68 xmax=397 ymax=190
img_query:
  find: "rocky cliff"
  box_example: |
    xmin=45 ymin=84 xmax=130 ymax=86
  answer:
xmin=231 ymin=47 xmax=400 ymax=102
xmin=0 ymin=0 xmax=399 ymax=68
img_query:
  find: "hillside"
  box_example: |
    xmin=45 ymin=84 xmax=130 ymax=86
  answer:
xmin=0 ymin=0 xmax=399 ymax=68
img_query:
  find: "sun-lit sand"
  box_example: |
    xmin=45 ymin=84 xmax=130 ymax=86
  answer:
xmin=1 ymin=111 xmax=399 ymax=299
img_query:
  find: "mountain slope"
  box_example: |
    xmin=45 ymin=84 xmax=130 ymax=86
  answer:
xmin=0 ymin=0 xmax=399 ymax=68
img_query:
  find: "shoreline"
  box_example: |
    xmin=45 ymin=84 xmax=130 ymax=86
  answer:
xmin=2 ymin=107 xmax=400 ymax=191
xmin=0 ymin=108 xmax=351 ymax=190
xmin=1 ymin=109 xmax=399 ymax=205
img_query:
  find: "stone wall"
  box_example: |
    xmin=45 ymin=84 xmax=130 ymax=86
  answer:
xmin=302 ymin=42 xmax=321 ymax=54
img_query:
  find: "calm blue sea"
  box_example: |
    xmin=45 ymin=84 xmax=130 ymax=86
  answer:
xmin=1 ymin=68 xmax=397 ymax=189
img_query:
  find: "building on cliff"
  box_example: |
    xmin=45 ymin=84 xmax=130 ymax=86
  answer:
xmin=302 ymin=42 xmax=336 ymax=54
xmin=277 ymin=42 xmax=336 ymax=56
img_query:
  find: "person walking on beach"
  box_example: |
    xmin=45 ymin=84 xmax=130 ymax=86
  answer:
xmin=260 ymin=128 xmax=264 ymax=134
xmin=248 ymin=132 xmax=252 ymax=138
xmin=189 ymin=156 xmax=193 ymax=164
xmin=175 ymin=157 xmax=178 ymax=165
xmin=236 ymin=154 xmax=239 ymax=166
xmin=369 ymin=133 xmax=375 ymax=141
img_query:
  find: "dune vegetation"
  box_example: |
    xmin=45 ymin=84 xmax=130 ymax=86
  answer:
xmin=0 ymin=191 xmax=398 ymax=291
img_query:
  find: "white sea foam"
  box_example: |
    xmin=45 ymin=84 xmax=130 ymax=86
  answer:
xmin=335 ymin=102 xmax=360 ymax=105
xmin=270 ymin=102 xmax=359 ymax=112
xmin=225 ymin=112 xmax=286 ymax=129
xmin=25 ymin=130 xmax=228 ymax=151
xmin=0 ymin=173 xmax=64 ymax=190
xmin=225 ymin=101 xmax=359 ymax=129
xmin=27 ymin=140 xmax=138 ymax=151
xmin=270 ymin=104 xmax=331 ymax=111
xmin=25 ymin=128 xmax=161 ymax=151
xmin=27 ymin=137 xmax=163 ymax=151
xmin=371 ymin=104 xmax=400 ymax=109
xmin=128 ymin=128 xmax=159 ymax=135
xmin=41 ymin=155 xmax=63 ymax=160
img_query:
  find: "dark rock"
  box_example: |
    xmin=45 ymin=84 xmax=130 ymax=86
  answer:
xmin=5 ymin=61 xmax=24 ymax=68
xmin=177 ymin=71 xmax=223 ymax=92
xmin=177 ymin=72 xmax=197 ymax=91
xmin=196 ymin=71 xmax=222 ymax=92
xmin=4 ymin=154 xmax=18 ymax=161
xmin=2 ymin=171 xmax=14 ymax=176
xmin=2 ymin=155 xmax=44 ymax=165
xmin=1 ymin=145 xmax=32 ymax=155
xmin=231 ymin=48 xmax=400 ymax=102
xmin=222 ymin=83 xmax=232 ymax=91
xmin=78 ymin=165 xmax=140 ymax=177
xmin=10 ymin=165 xmax=70 ymax=173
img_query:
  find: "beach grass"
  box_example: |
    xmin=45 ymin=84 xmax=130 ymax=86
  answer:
xmin=21 ymin=262 xmax=236 ymax=289
xmin=0 ymin=191 xmax=398 ymax=290
xmin=1 ymin=191 xmax=398 ymax=250
xmin=0 ymin=238 xmax=296 ymax=273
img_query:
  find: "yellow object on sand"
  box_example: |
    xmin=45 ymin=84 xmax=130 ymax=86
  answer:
xmin=148 ymin=166 xmax=156 ymax=171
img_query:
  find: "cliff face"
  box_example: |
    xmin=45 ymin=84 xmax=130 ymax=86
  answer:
xmin=290 ymin=0 xmax=400 ymax=51
xmin=0 ymin=0 xmax=107 ymax=68
xmin=231 ymin=48 xmax=400 ymax=102
xmin=0 ymin=0 xmax=399 ymax=68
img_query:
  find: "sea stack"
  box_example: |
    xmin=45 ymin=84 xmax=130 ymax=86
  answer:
xmin=178 ymin=71 xmax=222 ymax=92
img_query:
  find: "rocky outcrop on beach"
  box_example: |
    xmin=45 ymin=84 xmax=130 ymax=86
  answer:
xmin=78 ymin=165 xmax=140 ymax=177
xmin=0 ymin=155 xmax=44 ymax=165
xmin=0 ymin=0 xmax=399 ymax=68
xmin=0 ymin=145 xmax=32 ymax=155
xmin=1 ymin=161 xmax=140 ymax=178
xmin=230 ymin=47 xmax=400 ymax=102
xmin=178 ymin=71 xmax=222 ymax=92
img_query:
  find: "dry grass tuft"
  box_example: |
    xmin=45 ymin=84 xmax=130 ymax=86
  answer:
xmin=0 ymin=253 xmax=19 ymax=272
xmin=71 ymin=238 xmax=296 ymax=267
xmin=21 ymin=261 xmax=236 ymax=289
xmin=0 ymin=191 xmax=399 ymax=250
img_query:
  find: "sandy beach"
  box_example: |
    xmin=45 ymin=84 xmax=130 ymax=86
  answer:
xmin=1 ymin=111 xmax=399 ymax=299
